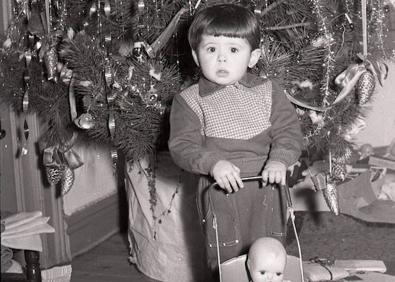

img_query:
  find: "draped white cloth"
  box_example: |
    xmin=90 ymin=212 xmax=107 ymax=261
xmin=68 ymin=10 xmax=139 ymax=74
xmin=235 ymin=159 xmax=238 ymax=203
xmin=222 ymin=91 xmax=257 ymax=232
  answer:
xmin=126 ymin=152 xmax=209 ymax=282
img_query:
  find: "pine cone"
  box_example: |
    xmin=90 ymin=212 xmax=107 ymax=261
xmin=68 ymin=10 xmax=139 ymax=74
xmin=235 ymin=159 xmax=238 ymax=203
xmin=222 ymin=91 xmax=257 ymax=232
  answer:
xmin=332 ymin=162 xmax=346 ymax=181
xmin=356 ymin=71 xmax=375 ymax=105
xmin=323 ymin=180 xmax=339 ymax=215
xmin=46 ymin=166 xmax=63 ymax=185
xmin=61 ymin=166 xmax=75 ymax=195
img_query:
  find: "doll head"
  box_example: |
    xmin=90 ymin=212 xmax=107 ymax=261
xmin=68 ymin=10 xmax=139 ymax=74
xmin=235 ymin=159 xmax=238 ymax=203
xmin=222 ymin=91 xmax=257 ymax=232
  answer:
xmin=247 ymin=237 xmax=287 ymax=282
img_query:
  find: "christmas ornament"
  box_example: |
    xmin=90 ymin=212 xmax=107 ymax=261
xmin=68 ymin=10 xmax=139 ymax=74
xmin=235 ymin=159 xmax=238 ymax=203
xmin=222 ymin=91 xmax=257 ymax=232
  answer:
xmin=323 ymin=177 xmax=339 ymax=215
xmin=42 ymin=133 xmax=83 ymax=192
xmin=46 ymin=165 xmax=63 ymax=185
xmin=44 ymin=46 xmax=58 ymax=81
xmin=143 ymin=85 xmax=158 ymax=105
xmin=133 ymin=42 xmax=144 ymax=62
xmin=61 ymin=166 xmax=75 ymax=195
xmin=332 ymin=162 xmax=346 ymax=181
xmin=334 ymin=63 xmax=366 ymax=105
xmin=74 ymin=113 xmax=95 ymax=129
xmin=356 ymin=70 xmax=375 ymax=105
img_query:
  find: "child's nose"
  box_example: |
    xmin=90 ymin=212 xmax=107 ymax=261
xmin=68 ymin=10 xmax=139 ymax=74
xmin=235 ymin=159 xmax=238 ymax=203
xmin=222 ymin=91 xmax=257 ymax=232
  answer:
xmin=217 ymin=53 xmax=226 ymax=62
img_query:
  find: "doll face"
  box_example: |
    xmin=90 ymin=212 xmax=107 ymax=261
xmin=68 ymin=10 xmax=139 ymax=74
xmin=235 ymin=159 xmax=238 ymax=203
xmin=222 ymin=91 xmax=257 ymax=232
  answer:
xmin=248 ymin=252 xmax=285 ymax=282
xmin=247 ymin=238 xmax=287 ymax=282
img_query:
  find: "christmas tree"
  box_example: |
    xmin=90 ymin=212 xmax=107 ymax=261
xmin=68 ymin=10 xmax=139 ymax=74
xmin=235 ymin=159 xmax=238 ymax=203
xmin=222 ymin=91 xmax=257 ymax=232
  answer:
xmin=1 ymin=0 xmax=394 ymax=210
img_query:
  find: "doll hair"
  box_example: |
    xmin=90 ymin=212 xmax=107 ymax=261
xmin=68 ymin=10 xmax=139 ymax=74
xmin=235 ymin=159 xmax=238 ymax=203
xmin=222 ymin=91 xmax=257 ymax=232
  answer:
xmin=188 ymin=3 xmax=261 ymax=51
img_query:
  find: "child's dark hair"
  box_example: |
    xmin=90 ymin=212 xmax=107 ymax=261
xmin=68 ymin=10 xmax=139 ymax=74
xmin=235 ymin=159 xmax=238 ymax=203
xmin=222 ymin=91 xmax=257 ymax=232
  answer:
xmin=188 ymin=4 xmax=261 ymax=51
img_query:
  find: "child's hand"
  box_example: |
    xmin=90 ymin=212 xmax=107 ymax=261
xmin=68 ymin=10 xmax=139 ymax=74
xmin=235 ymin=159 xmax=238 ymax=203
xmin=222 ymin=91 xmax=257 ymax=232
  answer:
xmin=211 ymin=160 xmax=243 ymax=193
xmin=261 ymin=161 xmax=287 ymax=186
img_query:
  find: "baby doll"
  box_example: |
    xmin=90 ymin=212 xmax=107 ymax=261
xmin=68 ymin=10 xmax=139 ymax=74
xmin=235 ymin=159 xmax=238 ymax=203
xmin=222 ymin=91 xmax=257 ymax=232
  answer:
xmin=247 ymin=237 xmax=289 ymax=282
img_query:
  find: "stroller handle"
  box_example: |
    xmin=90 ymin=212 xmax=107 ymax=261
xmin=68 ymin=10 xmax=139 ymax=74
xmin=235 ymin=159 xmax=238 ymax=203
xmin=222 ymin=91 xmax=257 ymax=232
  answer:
xmin=207 ymin=175 xmax=293 ymax=208
xmin=207 ymin=175 xmax=264 ymax=190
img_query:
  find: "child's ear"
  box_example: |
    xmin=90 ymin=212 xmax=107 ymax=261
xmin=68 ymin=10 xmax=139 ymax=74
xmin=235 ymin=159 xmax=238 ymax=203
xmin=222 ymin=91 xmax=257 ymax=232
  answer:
xmin=191 ymin=50 xmax=200 ymax=67
xmin=248 ymin=48 xmax=261 ymax=68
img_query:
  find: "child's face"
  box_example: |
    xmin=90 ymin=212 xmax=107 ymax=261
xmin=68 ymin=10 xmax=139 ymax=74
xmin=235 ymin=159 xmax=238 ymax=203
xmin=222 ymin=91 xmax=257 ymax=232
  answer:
xmin=248 ymin=253 xmax=286 ymax=282
xmin=192 ymin=35 xmax=260 ymax=86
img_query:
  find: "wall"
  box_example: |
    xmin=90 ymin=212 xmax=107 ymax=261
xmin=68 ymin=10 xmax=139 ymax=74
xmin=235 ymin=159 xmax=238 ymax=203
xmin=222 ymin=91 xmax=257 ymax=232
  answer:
xmin=354 ymin=62 xmax=395 ymax=147
xmin=62 ymin=143 xmax=118 ymax=216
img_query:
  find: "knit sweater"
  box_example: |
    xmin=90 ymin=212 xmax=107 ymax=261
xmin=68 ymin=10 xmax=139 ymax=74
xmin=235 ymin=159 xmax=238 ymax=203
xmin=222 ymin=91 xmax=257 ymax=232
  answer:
xmin=168 ymin=72 xmax=303 ymax=176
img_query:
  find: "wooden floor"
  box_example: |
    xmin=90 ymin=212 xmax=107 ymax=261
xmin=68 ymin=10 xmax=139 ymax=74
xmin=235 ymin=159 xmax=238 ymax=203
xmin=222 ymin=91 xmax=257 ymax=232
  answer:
xmin=71 ymin=232 xmax=158 ymax=282
xmin=71 ymin=212 xmax=395 ymax=282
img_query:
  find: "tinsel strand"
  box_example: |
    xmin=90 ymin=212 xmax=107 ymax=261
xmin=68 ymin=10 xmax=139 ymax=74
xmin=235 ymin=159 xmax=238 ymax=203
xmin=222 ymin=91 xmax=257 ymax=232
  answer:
xmin=310 ymin=0 xmax=335 ymax=106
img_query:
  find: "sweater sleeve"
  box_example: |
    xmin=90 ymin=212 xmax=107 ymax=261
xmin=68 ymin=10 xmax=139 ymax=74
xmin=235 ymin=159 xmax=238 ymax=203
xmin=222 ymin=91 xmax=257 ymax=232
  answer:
xmin=168 ymin=93 xmax=223 ymax=175
xmin=268 ymin=81 xmax=304 ymax=167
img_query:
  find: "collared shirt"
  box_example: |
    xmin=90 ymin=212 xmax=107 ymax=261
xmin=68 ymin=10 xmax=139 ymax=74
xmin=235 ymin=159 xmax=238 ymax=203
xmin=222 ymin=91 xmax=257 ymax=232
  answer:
xmin=198 ymin=72 xmax=265 ymax=97
xmin=168 ymin=73 xmax=303 ymax=176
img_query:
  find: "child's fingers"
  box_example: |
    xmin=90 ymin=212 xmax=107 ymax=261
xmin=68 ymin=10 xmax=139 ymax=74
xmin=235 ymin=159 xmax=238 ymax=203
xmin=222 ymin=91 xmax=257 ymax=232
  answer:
xmin=230 ymin=167 xmax=243 ymax=189
xmin=281 ymin=172 xmax=286 ymax=186
xmin=233 ymin=172 xmax=244 ymax=189
xmin=261 ymin=170 xmax=268 ymax=184
xmin=268 ymin=171 xmax=276 ymax=184
xmin=227 ymin=175 xmax=240 ymax=193
xmin=265 ymin=170 xmax=284 ymax=184
xmin=220 ymin=177 xmax=233 ymax=194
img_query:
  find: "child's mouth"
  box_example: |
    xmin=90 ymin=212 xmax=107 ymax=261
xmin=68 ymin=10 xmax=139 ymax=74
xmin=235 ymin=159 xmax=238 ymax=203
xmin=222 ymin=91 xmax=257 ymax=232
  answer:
xmin=216 ymin=70 xmax=229 ymax=77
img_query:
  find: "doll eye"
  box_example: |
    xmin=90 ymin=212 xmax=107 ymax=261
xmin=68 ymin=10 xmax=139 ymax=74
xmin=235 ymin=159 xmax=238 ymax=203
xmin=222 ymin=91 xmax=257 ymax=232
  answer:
xmin=259 ymin=271 xmax=266 ymax=275
xmin=276 ymin=272 xmax=283 ymax=276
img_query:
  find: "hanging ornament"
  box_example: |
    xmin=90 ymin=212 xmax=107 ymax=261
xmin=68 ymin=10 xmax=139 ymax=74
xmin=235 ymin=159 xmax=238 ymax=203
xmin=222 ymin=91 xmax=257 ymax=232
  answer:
xmin=331 ymin=162 xmax=346 ymax=181
xmin=46 ymin=165 xmax=63 ymax=185
xmin=74 ymin=113 xmax=95 ymax=129
xmin=142 ymin=85 xmax=159 ymax=105
xmin=44 ymin=45 xmax=58 ymax=81
xmin=133 ymin=42 xmax=144 ymax=62
xmin=42 ymin=134 xmax=83 ymax=191
xmin=344 ymin=13 xmax=354 ymax=30
xmin=333 ymin=64 xmax=366 ymax=105
xmin=61 ymin=166 xmax=75 ymax=195
xmin=356 ymin=70 xmax=375 ymax=105
xmin=323 ymin=176 xmax=339 ymax=215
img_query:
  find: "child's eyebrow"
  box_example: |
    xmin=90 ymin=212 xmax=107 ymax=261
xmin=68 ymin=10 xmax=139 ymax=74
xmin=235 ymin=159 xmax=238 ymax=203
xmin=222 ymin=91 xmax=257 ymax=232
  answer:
xmin=200 ymin=42 xmax=217 ymax=47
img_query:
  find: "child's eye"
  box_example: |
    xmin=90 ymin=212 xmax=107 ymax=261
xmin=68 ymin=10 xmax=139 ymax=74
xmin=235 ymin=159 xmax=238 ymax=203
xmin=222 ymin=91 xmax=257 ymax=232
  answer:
xmin=230 ymin=47 xmax=238 ymax=53
xmin=259 ymin=271 xmax=266 ymax=275
xmin=276 ymin=272 xmax=283 ymax=276
xmin=207 ymin=47 xmax=216 ymax=53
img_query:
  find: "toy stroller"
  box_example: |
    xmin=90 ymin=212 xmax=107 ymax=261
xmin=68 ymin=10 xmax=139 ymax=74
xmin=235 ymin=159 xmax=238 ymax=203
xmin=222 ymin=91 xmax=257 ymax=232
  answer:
xmin=206 ymin=176 xmax=304 ymax=282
